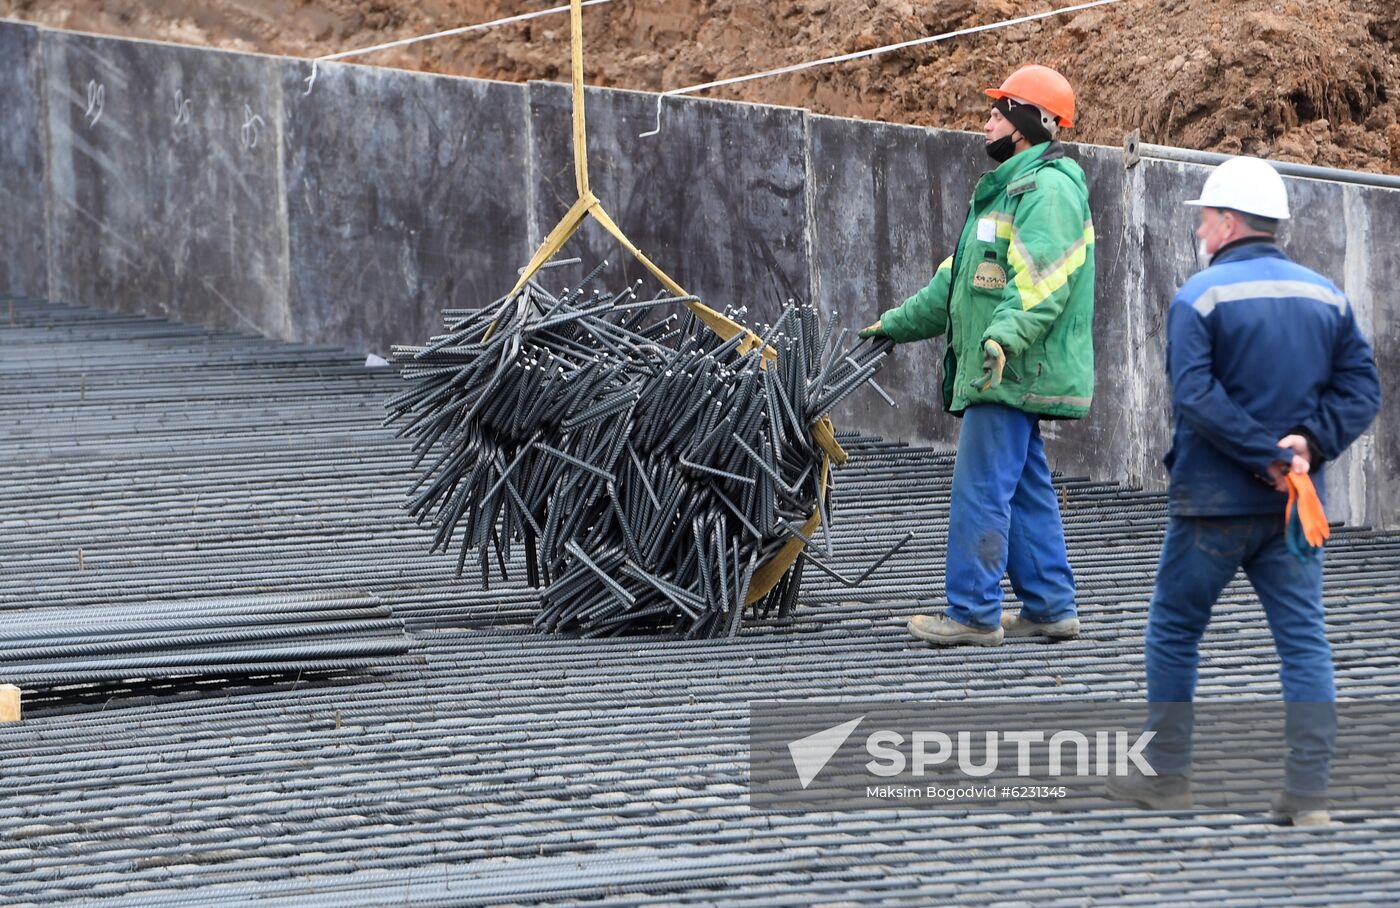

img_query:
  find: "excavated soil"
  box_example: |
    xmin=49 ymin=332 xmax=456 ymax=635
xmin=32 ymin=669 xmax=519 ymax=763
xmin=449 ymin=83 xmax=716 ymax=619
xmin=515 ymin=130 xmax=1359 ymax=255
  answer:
xmin=5 ymin=0 xmax=1399 ymax=174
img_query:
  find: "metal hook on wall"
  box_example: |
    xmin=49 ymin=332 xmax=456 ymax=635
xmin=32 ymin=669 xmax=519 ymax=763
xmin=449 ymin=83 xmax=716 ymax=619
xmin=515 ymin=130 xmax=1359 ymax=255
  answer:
xmin=240 ymin=104 xmax=266 ymax=149
xmin=173 ymin=88 xmax=193 ymax=127
xmin=637 ymin=92 xmax=673 ymax=140
xmin=84 ymin=80 xmax=105 ymax=128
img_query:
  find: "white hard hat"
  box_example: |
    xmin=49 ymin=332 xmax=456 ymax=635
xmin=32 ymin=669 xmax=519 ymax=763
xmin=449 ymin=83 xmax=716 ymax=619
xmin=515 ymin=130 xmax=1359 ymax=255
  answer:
xmin=1184 ymin=155 xmax=1291 ymax=220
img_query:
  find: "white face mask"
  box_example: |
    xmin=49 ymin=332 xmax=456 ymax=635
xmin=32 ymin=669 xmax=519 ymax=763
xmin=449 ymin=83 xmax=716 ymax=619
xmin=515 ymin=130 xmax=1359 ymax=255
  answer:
xmin=1195 ymin=210 xmax=1227 ymax=269
xmin=1196 ymin=238 xmax=1214 ymax=270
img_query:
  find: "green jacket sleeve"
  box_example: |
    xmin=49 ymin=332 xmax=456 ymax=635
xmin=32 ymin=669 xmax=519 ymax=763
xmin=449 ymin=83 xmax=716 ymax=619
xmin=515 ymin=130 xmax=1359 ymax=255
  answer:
xmin=879 ymin=256 xmax=953 ymax=342
xmin=983 ymin=176 xmax=1093 ymax=357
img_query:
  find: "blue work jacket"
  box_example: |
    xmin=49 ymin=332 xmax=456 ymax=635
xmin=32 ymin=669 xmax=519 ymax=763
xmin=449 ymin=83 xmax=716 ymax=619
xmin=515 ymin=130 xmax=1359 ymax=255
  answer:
xmin=1164 ymin=239 xmax=1381 ymax=516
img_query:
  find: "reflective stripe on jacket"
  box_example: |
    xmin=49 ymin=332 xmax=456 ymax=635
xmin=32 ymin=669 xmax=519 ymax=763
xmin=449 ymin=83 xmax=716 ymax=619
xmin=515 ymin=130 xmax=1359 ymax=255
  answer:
xmin=878 ymin=141 xmax=1096 ymax=419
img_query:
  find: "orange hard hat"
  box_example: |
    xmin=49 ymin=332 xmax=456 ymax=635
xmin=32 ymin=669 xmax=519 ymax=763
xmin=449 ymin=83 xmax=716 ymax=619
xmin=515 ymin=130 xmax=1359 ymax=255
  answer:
xmin=985 ymin=64 xmax=1076 ymax=128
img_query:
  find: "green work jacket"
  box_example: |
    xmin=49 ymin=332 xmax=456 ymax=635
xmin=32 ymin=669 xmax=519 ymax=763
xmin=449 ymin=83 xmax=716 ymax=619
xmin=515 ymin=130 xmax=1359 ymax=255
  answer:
xmin=879 ymin=141 xmax=1096 ymax=419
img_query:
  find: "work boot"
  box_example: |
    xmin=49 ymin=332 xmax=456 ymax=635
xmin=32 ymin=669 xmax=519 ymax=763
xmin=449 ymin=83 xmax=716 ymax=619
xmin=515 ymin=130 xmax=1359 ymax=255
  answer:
xmin=1001 ymin=612 xmax=1080 ymax=640
xmin=1272 ymin=790 xmax=1331 ymax=827
xmin=907 ymin=613 xmax=1003 ymax=647
xmin=1104 ymin=768 xmax=1193 ymax=809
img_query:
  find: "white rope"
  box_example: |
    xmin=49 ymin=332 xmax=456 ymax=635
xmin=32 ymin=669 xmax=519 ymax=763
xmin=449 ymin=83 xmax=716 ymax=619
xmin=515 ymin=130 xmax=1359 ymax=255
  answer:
xmin=316 ymin=0 xmax=614 ymax=63
xmin=303 ymin=0 xmax=614 ymax=93
xmin=638 ymin=0 xmax=1131 ymax=138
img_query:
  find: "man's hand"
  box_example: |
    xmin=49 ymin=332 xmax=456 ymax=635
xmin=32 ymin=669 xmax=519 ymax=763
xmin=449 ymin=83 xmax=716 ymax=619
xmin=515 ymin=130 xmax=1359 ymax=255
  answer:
xmin=1277 ymin=434 xmax=1311 ymax=465
xmin=858 ymin=320 xmax=885 ymax=339
xmin=1267 ymin=434 xmax=1311 ymax=492
xmin=972 ymin=339 xmax=1006 ymax=392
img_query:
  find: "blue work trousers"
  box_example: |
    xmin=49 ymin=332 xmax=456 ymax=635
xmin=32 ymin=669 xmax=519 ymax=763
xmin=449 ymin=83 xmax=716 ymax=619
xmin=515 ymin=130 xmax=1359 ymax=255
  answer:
xmin=1145 ymin=515 xmax=1335 ymax=796
xmin=945 ymin=404 xmax=1077 ymax=629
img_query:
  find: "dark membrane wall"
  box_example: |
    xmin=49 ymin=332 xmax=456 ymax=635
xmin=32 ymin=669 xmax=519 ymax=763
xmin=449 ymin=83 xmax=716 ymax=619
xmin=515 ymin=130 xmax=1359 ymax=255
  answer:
xmin=1 ymin=18 xmax=1396 ymax=528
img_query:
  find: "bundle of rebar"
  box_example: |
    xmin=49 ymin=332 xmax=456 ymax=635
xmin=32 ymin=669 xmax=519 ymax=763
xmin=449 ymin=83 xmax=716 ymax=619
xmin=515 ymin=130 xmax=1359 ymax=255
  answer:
xmin=387 ymin=261 xmax=894 ymax=638
xmin=0 ymin=591 xmax=415 ymax=687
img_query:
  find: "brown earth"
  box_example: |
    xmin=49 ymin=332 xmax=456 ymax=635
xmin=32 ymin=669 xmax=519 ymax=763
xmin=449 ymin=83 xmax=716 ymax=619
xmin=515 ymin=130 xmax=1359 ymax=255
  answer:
xmin=6 ymin=0 xmax=1399 ymax=174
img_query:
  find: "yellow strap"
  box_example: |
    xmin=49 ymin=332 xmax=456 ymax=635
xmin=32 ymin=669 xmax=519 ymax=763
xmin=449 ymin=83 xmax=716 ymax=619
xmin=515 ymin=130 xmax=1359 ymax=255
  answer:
xmin=809 ymin=416 xmax=847 ymax=467
xmin=570 ymin=0 xmax=589 ymax=198
xmin=745 ymin=455 xmax=829 ymax=605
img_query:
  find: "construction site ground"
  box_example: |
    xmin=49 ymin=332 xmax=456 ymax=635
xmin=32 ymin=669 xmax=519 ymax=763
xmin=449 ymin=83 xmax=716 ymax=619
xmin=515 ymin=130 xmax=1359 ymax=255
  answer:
xmin=3 ymin=0 xmax=1399 ymax=175
xmin=4 ymin=298 xmax=1400 ymax=905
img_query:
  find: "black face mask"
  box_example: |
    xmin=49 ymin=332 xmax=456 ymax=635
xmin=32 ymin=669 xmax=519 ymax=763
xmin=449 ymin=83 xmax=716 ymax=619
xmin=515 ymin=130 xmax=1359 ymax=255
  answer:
xmin=986 ymin=97 xmax=1052 ymax=163
xmin=985 ymin=134 xmax=1018 ymax=163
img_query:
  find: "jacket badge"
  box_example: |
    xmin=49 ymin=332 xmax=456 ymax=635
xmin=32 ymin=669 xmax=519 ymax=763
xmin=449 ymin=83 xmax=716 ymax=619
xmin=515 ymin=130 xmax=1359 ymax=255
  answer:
xmin=973 ymin=260 xmax=1008 ymax=291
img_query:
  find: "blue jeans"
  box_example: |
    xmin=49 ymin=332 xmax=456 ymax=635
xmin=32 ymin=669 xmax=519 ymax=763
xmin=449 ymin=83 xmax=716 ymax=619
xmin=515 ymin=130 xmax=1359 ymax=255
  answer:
xmin=1145 ymin=515 xmax=1335 ymax=796
xmin=945 ymin=404 xmax=1077 ymax=629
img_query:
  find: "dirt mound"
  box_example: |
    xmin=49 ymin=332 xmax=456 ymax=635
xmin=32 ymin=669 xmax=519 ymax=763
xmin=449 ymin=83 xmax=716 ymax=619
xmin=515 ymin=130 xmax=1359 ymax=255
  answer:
xmin=5 ymin=0 xmax=1398 ymax=174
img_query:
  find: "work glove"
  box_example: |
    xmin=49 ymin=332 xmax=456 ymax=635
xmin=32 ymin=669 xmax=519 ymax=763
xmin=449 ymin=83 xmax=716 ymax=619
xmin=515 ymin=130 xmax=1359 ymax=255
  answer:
xmin=1284 ymin=471 xmax=1330 ymax=562
xmin=972 ymin=338 xmax=1005 ymax=392
xmin=858 ymin=320 xmax=886 ymax=339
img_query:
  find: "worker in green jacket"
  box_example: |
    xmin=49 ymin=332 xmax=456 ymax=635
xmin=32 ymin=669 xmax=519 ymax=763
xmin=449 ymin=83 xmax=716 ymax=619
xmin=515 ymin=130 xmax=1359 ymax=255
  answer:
xmin=860 ymin=64 xmax=1096 ymax=646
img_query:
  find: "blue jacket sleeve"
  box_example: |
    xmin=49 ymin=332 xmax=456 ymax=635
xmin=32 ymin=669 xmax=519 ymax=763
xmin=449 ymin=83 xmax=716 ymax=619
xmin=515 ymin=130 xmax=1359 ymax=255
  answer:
xmin=1298 ymin=306 xmax=1381 ymax=462
xmin=1167 ymin=300 xmax=1284 ymax=476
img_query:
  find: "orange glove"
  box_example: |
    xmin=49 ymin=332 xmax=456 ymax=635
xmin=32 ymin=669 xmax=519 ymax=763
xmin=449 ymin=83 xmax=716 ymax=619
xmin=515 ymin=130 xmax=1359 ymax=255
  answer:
xmin=1285 ymin=471 xmax=1330 ymax=553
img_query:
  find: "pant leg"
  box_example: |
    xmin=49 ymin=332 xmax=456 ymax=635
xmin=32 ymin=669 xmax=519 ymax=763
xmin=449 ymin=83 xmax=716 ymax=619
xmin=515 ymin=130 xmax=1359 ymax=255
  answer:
xmin=1005 ymin=419 xmax=1077 ymax=623
xmin=945 ymin=405 xmax=1034 ymax=629
xmin=1242 ymin=522 xmax=1334 ymax=796
xmin=1144 ymin=516 xmax=1247 ymax=774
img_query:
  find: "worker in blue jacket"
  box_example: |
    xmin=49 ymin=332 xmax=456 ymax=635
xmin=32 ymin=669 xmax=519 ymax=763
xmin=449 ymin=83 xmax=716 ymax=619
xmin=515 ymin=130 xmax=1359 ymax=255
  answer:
xmin=1107 ymin=156 xmax=1381 ymax=826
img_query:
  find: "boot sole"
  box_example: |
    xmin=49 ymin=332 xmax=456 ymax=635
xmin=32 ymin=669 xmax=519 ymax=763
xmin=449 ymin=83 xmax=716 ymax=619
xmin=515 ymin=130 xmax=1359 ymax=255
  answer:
xmin=1004 ymin=628 xmax=1080 ymax=640
xmin=1003 ymin=619 xmax=1081 ymax=640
